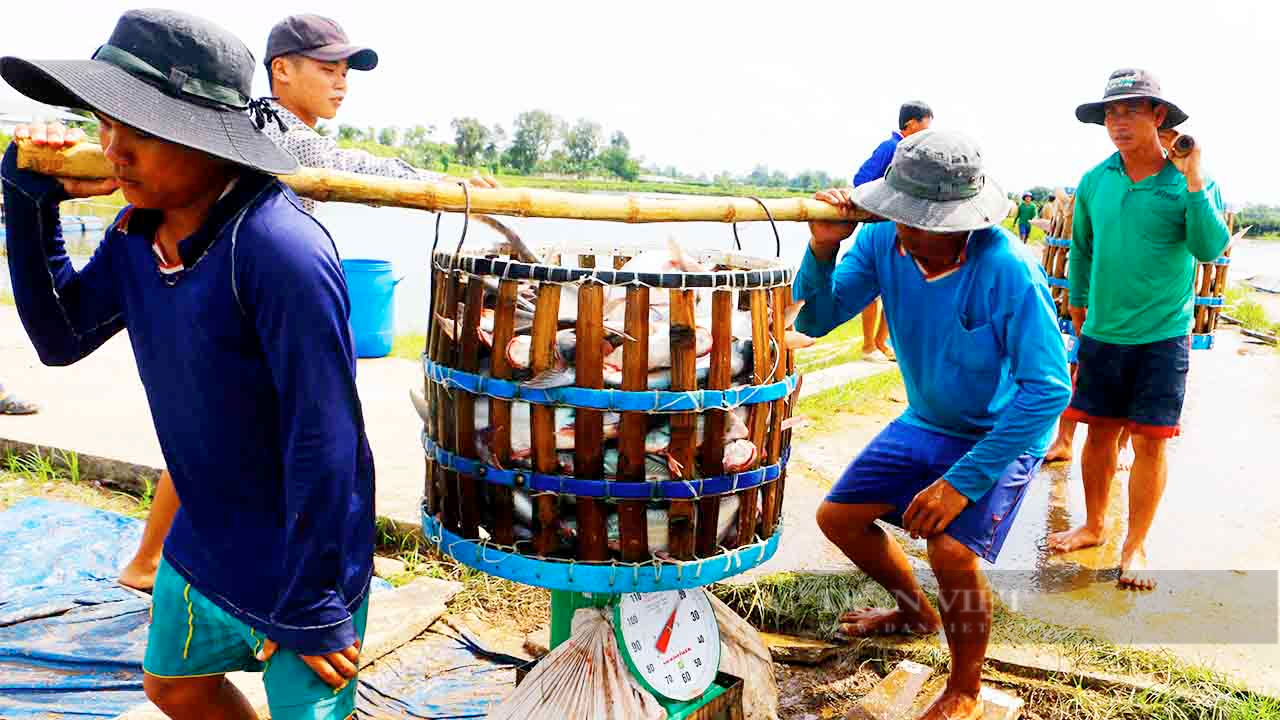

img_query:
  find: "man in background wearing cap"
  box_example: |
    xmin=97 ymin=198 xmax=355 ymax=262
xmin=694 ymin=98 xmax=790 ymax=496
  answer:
xmin=2 ymin=10 xmax=373 ymax=718
xmin=1046 ymin=69 xmax=1229 ymax=591
xmin=258 ymin=14 xmax=494 ymax=214
xmin=799 ymin=131 xmax=1070 ymax=720
xmin=849 ymin=100 xmax=933 ymax=363
xmin=1015 ymin=191 xmax=1037 ymax=242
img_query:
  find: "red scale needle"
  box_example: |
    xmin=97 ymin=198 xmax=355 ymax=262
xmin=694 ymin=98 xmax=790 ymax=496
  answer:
xmin=655 ymin=604 xmax=679 ymax=654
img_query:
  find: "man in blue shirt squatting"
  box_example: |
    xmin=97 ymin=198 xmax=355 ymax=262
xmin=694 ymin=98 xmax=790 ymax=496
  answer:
xmin=796 ymin=130 xmax=1071 ymax=720
xmin=850 ymin=100 xmax=933 ymax=363
xmin=1 ymin=10 xmax=374 ymax=719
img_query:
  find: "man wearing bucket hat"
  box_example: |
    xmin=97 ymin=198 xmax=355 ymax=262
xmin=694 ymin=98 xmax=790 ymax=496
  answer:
xmin=796 ymin=130 xmax=1070 ymax=720
xmin=112 ymin=12 xmax=499 ymax=595
xmin=1 ymin=9 xmax=374 ymax=718
xmin=1046 ymin=69 xmax=1229 ymax=591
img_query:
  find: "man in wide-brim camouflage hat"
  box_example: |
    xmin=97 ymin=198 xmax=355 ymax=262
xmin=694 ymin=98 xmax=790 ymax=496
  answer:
xmin=1046 ymin=68 xmax=1230 ymax=592
xmin=795 ymin=130 xmax=1071 ymax=720
xmin=1 ymin=9 xmax=375 ymax=718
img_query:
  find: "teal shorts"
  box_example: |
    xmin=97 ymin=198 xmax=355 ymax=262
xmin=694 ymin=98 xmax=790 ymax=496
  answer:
xmin=143 ymin=559 xmax=368 ymax=720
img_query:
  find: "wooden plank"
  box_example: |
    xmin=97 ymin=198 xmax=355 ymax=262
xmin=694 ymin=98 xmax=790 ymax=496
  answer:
xmin=488 ymin=280 xmax=519 ymax=546
xmin=735 ymin=289 xmax=770 ymax=547
xmin=696 ymin=291 xmax=732 ymax=557
xmin=455 ymin=278 xmax=485 ymax=538
xmin=424 ymin=268 xmax=448 ymax=517
xmin=439 ymin=271 xmax=463 ymax=533
xmin=667 ymin=289 xmax=698 ymax=560
xmin=618 ymin=286 xmax=650 ymax=562
xmin=574 ymin=258 xmax=608 ymax=561
xmin=529 ymin=284 xmax=563 ymax=556
xmin=760 ymin=286 xmax=787 ymax=538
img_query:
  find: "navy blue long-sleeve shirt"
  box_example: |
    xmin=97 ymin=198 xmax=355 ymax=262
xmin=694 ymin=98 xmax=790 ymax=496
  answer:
xmin=1 ymin=144 xmax=374 ymax=656
xmin=853 ymin=131 xmax=902 ymax=187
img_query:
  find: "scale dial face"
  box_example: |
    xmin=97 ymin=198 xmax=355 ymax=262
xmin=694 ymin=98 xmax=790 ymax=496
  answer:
xmin=614 ymin=588 xmax=720 ymax=701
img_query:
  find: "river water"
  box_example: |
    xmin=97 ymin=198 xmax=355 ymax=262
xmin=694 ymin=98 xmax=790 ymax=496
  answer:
xmin=5 ymin=202 xmax=1279 ymax=332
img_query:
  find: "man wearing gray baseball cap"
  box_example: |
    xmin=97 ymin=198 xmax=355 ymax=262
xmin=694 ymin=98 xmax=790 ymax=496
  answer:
xmin=796 ymin=130 xmax=1071 ymax=720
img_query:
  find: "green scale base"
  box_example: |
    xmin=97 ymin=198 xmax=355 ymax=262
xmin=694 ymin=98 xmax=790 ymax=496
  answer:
xmin=548 ymin=589 xmax=740 ymax=720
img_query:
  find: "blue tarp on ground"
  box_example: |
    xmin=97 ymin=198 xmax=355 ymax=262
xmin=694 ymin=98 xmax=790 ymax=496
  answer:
xmin=0 ymin=497 xmax=514 ymax=719
xmin=357 ymin=626 xmax=521 ymax=718
xmin=0 ymin=497 xmax=150 ymax=718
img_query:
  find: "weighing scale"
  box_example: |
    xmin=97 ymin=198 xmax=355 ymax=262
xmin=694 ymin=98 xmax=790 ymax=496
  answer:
xmin=547 ymin=587 xmax=727 ymax=718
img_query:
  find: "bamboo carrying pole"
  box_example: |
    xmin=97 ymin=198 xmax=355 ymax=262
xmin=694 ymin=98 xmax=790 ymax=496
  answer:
xmin=17 ymin=142 xmax=879 ymax=224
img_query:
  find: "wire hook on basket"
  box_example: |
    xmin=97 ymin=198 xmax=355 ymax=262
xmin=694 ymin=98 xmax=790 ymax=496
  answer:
xmin=730 ymin=196 xmax=783 ymax=258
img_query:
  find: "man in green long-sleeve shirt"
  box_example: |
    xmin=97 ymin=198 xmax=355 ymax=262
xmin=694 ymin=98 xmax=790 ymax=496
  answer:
xmin=1046 ymin=69 xmax=1229 ymax=591
xmin=1015 ymin=192 xmax=1037 ymax=242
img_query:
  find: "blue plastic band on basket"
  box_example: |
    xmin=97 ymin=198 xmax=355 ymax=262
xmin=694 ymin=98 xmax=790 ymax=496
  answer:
xmin=1047 ymin=276 xmax=1069 ymax=289
xmin=423 ymin=435 xmax=789 ymax=499
xmin=1194 ymin=296 xmax=1225 ymax=307
xmin=1192 ymin=333 xmax=1215 ymax=350
xmin=1044 ymin=236 xmax=1072 ymax=248
xmin=1210 ymin=256 xmax=1231 ymax=266
xmin=430 ymin=254 xmax=794 ymax=290
xmin=423 ymin=358 xmax=799 ymax=411
xmin=421 ymin=506 xmax=784 ymax=593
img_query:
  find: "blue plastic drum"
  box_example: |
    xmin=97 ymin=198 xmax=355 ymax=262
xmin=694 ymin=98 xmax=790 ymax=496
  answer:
xmin=342 ymin=258 xmax=399 ymax=358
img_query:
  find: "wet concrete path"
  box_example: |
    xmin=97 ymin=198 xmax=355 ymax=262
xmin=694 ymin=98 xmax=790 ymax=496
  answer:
xmin=747 ymin=329 xmax=1280 ymax=696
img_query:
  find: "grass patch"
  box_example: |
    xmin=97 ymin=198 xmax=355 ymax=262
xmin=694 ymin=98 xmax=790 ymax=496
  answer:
xmin=1224 ymin=284 xmax=1280 ymax=337
xmin=374 ymin=518 xmax=549 ymax=635
xmin=795 ymin=317 xmax=867 ymax=374
xmin=714 ymin=571 xmax=1277 ymax=720
xmin=0 ymin=448 xmax=149 ymax=518
xmin=795 ymin=369 xmax=905 ymax=437
xmin=391 ymin=333 xmax=427 ymax=362
xmin=999 ymin=217 xmax=1048 ymax=246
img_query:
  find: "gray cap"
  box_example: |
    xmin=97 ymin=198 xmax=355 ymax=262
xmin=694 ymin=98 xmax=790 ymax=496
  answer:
xmin=850 ymin=130 xmax=1010 ymax=233
xmin=264 ymin=15 xmax=377 ymax=72
xmin=1075 ymin=68 xmax=1187 ymax=129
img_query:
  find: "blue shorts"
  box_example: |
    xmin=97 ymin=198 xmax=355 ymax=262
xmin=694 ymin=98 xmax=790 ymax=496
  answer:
xmin=825 ymin=420 xmax=1040 ymax=562
xmin=1063 ymin=334 xmax=1189 ymax=437
xmin=144 ymin=559 xmax=368 ymax=720
xmin=1018 ymin=222 xmax=1031 ymax=240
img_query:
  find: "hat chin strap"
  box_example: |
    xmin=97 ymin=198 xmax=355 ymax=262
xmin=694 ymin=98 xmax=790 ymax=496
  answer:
xmin=92 ymin=44 xmax=249 ymax=109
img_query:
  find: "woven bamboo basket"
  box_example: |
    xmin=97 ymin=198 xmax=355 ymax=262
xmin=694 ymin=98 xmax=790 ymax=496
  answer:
xmin=417 ymin=211 xmax=798 ymax=593
xmin=1191 ymin=211 xmax=1235 ymax=349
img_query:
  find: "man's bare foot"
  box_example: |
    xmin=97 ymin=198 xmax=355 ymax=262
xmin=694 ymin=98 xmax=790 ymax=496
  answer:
xmin=1044 ymin=439 xmax=1072 ymax=464
xmin=917 ymin=688 xmax=983 ymax=720
xmin=1045 ymin=525 xmax=1104 ymax=553
xmin=876 ymin=343 xmax=897 ymax=362
xmin=837 ymin=607 xmax=941 ymax=638
xmin=1119 ymin=545 xmax=1157 ymax=590
xmin=118 ymin=558 xmax=159 ymax=593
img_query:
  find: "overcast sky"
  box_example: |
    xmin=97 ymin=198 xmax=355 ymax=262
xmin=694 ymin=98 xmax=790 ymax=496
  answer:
xmin=2 ymin=0 xmax=1273 ymax=204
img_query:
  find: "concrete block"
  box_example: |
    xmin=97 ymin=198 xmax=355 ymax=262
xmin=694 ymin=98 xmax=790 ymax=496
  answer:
xmin=372 ymin=554 xmax=407 ymax=579
xmin=760 ymin=631 xmax=840 ymax=665
xmin=979 ymin=686 xmax=1024 ymax=720
xmin=523 ymin=625 xmax=551 ymax=658
xmin=846 ymin=659 xmax=934 ymax=720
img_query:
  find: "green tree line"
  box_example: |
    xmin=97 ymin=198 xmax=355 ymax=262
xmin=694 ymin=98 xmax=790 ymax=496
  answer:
xmin=322 ymin=109 xmax=846 ymax=191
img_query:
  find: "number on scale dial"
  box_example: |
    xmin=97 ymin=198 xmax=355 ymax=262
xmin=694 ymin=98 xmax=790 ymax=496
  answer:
xmin=614 ymin=588 xmax=721 ymax=702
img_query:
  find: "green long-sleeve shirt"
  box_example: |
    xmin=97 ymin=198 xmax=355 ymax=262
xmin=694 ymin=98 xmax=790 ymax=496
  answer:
xmin=1016 ymin=201 xmax=1037 ymax=224
xmin=1068 ymin=153 xmax=1229 ymax=345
